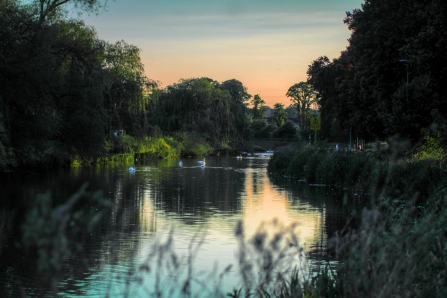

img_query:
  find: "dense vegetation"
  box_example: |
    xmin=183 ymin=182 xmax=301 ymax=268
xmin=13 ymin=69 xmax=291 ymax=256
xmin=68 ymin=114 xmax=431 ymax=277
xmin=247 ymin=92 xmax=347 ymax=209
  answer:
xmin=0 ymin=0 xmax=159 ymax=169
xmin=267 ymin=142 xmax=447 ymax=297
xmin=308 ymin=0 xmax=447 ymax=147
xmin=147 ymin=77 xmax=252 ymax=152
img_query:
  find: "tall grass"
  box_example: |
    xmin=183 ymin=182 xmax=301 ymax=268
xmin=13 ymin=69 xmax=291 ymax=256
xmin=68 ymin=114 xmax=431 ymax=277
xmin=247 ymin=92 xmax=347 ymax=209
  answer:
xmin=268 ymin=147 xmax=447 ymax=204
xmin=329 ymin=191 xmax=447 ymax=297
xmin=268 ymin=145 xmax=447 ymax=297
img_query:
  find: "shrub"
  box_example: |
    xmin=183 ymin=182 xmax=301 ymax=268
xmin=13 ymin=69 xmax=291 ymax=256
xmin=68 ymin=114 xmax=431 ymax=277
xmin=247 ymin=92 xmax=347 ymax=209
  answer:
xmin=175 ymin=132 xmax=212 ymax=156
xmin=414 ymin=133 xmax=446 ymax=161
xmin=273 ymin=120 xmax=297 ymax=139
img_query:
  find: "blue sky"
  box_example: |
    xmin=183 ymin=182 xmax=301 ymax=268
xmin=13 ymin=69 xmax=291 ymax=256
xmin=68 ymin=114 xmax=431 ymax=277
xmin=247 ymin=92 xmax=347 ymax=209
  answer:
xmin=80 ymin=0 xmax=363 ymax=106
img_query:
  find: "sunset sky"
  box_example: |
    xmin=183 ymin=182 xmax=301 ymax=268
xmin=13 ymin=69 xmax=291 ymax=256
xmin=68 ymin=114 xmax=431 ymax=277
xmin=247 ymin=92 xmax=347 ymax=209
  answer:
xmin=81 ymin=0 xmax=362 ymax=107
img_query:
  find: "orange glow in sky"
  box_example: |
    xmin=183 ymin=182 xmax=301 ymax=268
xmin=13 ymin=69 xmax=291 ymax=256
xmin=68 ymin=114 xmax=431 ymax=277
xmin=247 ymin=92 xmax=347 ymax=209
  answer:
xmin=82 ymin=1 xmax=361 ymax=107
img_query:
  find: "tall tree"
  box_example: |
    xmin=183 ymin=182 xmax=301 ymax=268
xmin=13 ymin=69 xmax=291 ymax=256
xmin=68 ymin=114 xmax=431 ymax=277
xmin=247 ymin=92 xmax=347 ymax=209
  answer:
xmin=33 ymin=0 xmax=107 ymax=24
xmin=220 ymin=79 xmax=252 ymax=104
xmin=307 ymin=55 xmax=353 ymax=139
xmin=286 ymin=82 xmax=317 ymax=129
xmin=148 ymin=77 xmax=251 ymax=148
xmin=251 ymin=94 xmax=266 ymax=120
xmin=104 ymin=40 xmax=156 ymax=137
xmin=324 ymin=0 xmax=447 ymax=143
xmin=272 ymin=103 xmax=287 ymax=127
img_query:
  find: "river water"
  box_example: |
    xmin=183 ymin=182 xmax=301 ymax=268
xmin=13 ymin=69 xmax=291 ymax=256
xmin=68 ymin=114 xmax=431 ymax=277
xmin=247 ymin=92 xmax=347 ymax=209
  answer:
xmin=0 ymin=156 xmax=349 ymax=297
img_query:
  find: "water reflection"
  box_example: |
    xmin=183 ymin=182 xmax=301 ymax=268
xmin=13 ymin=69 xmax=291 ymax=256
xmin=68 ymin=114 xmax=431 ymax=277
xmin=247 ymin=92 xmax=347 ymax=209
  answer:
xmin=0 ymin=156 xmax=348 ymax=297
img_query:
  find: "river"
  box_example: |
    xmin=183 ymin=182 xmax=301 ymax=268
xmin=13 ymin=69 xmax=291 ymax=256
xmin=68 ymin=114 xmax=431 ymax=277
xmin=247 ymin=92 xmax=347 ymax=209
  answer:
xmin=0 ymin=156 xmax=349 ymax=297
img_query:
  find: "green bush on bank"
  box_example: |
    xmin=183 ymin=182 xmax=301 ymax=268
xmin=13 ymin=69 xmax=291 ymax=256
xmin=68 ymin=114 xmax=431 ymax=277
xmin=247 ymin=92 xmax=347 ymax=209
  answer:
xmin=268 ymin=148 xmax=376 ymax=188
xmin=174 ymin=132 xmax=213 ymax=157
xmin=7 ymin=132 xmax=215 ymax=169
xmin=121 ymin=135 xmax=181 ymax=158
xmin=268 ymin=148 xmax=447 ymax=203
xmin=69 ymin=135 xmax=181 ymax=166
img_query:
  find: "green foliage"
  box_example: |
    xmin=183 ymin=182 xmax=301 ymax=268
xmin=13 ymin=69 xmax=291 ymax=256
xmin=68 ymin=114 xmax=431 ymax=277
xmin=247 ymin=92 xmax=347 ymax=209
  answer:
xmin=269 ymin=148 xmax=447 ymax=204
xmin=414 ymin=132 xmax=446 ymax=161
xmin=251 ymin=94 xmax=266 ymax=120
xmin=308 ymin=1 xmax=447 ymax=143
xmin=148 ymin=77 xmax=250 ymax=151
xmin=273 ymin=121 xmax=297 ymax=139
xmin=250 ymin=119 xmax=268 ymax=138
xmin=234 ymin=220 xmax=311 ymax=298
xmin=286 ymin=82 xmax=317 ymax=130
xmin=258 ymin=123 xmax=278 ymax=138
xmin=272 ymin=103 xmax=288 ymax=127
xmin=220 ymin=79 xmax=252 ymax=104
xmin=268 ymin=146 xmax=447 ymax=297
xmin=117 ymin=135 xmax=180 ymax=158
xmin=175 ymin=131 xmax=212 ymax=156
xmin=331 ymin=197 xmax=447 ymax=297
xmin=104 ymin=40 xmax=157 ymax=137
xmin=0 ymin=1 xmax=160 ymax=168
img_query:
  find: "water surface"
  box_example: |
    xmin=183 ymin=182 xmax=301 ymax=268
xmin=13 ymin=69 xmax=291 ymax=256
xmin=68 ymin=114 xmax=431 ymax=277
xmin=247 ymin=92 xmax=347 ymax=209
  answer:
xmin=0 ymin=156 xmax=348 ymax=297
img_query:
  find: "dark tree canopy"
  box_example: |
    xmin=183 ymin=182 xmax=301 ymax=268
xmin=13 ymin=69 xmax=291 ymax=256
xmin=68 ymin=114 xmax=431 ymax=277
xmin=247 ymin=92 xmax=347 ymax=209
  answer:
xmin=307 ymin=0 xmax=447 ymax=143
xmin=251 ymin=94 xmax=266 ymax=120
xmin=147 ymin=77 xmax=251 ymax=148
xmin=286 ymin=82 xmax=317 ymax=130
xmin=0 ymin=0 xmax=154 ymax=166
xmin=272 ymin=103 xmax=288 ymax=127
xmin=220 ymin=79 xmax=252 ymax=104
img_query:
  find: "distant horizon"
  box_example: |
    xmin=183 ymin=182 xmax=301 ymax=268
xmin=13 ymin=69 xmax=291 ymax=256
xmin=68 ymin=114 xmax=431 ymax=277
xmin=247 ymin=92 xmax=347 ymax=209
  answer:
xmin=80 ymin=0 xmax=362 ymax=107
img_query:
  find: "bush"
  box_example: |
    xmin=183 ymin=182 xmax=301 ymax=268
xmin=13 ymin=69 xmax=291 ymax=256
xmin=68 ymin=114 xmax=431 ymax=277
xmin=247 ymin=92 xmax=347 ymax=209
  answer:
xmin=250 ymin=119 xmax=268 ymax=138
xmin=414 ymin=132 xmax=446 ymax=161
xmin=268 ymin=148 xmax=447 ymax=203
xmin=175 ymin=132 xmax=212 ymax=156
xmin=273 ymin=120 xmax=297 ymax=139
xmin=258 ymin=123 xmax=278 ymax=138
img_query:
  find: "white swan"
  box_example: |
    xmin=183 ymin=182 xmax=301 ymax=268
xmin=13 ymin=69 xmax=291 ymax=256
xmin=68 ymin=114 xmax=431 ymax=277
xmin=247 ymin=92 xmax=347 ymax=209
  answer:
xmin=179 ymin=160 xmax=183 ymax=167
xmin=197 ymin=158 xmax=206 ymax=167
xmin=129 ymin=166 xmax=136 ymax=172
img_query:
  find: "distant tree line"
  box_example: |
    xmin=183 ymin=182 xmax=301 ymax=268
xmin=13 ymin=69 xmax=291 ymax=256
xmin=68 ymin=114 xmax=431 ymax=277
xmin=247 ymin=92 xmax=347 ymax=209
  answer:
xmin=307 ymin=0 xmax=447 ymax=146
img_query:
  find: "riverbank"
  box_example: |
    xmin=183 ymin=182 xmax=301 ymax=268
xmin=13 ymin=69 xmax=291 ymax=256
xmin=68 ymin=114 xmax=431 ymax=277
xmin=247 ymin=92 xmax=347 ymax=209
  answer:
xmin=267 ymin=147 xmax=447 ymax=297
xmin=1 ymin=133 xmax=256 ymax=171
